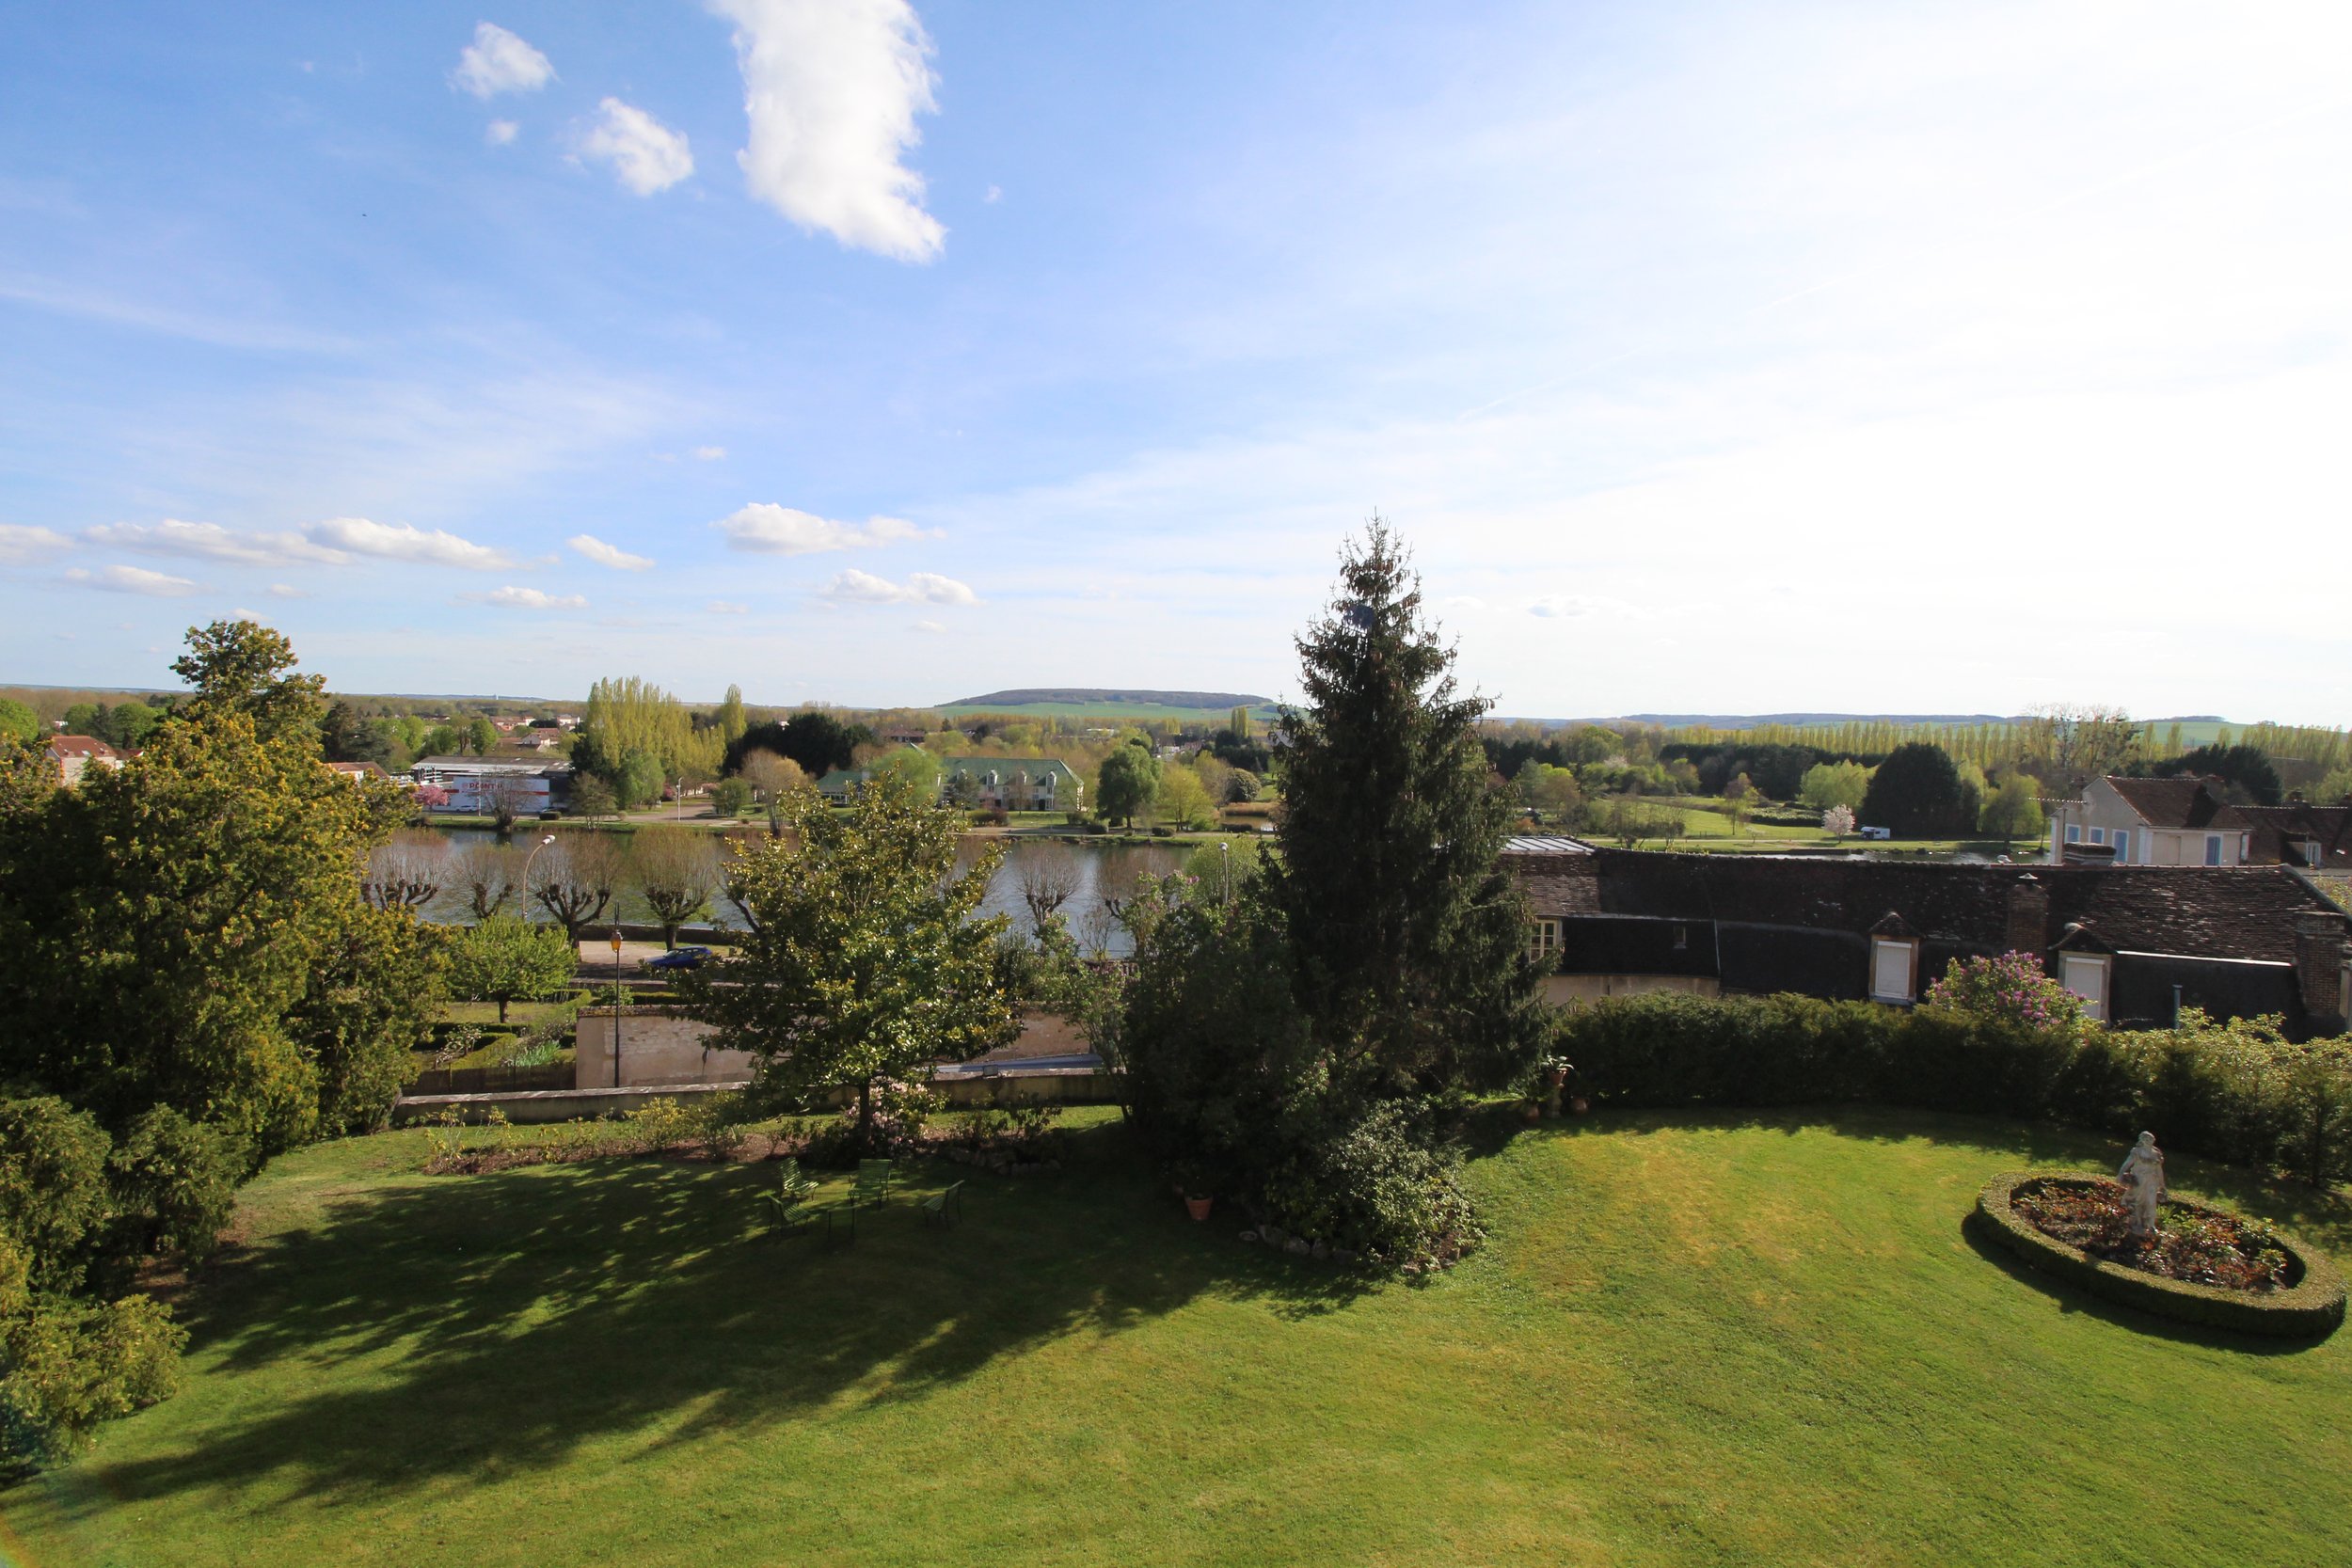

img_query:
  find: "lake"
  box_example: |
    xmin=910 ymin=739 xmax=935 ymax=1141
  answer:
xmin=396 ymin=828 xmax=1194 ymax=956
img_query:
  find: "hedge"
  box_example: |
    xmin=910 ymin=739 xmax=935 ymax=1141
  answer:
xmin=1973 ymin=1173 xmax=2345 ymax=1338
xmin=1555 ymin=993 xmax=2352 ymax=1184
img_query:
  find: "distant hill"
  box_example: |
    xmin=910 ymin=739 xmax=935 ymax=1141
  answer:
xmin=950 ymin=689 xmax=1270 ymax=710
xmin=940 ymin=689 xmax=1279 ymax=721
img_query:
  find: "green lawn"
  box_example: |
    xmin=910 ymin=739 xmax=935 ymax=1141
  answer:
xmin=8 ymin=1108 xmax=2350 ymax=1566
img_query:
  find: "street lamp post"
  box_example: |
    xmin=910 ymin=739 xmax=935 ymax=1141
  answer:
xmin=520 ymin=832 xmax=557 ymax=917
xmin=1218 ymin=839 xmax=1232 ymax=906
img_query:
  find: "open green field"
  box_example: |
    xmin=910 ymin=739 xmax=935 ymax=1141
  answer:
xmin=8 ymin=1108 xmax=2349 ymax=1567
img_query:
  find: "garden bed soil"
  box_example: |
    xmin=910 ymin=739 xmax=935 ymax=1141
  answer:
xmin=2014 ymin=1178 xmax=2293 ymax=1292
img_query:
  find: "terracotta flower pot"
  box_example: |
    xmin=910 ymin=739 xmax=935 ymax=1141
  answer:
xmin=1522 ymin=1101 xmax=1542 ymax=1122
xmin=1569 ymin=1096 xmax=1590 ymax=1116
xmin=1184 ymin=1195 xmax=1214 ymax=1222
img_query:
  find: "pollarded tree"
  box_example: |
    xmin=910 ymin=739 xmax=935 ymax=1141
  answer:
xmin=1265 ymin=519 xmax=1543 ymax=1099
xmin=632 ymin=827 xmax=719 ymax=948
xmin=675 ymin=776 xmax=1016 ymax=1148
xmin=447 ymin=915 xmax=579 ymax=1023
xmin=530 ymin=834 xmax=626 ymax=940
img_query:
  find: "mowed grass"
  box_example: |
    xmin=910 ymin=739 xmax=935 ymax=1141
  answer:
xmin=8 ymin=1108 xmax=2352 ymax=1567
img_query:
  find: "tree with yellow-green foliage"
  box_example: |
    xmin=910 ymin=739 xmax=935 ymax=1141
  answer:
xmin=0 ymin=621 xmax=443 ymax=1468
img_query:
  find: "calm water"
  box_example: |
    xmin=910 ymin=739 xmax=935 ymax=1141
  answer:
xmin=397 ymin=828 xmax=1190 ymax=955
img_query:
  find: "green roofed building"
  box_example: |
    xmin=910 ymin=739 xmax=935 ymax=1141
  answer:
xmin=941 ymin=757 xmax=1081 ymax=811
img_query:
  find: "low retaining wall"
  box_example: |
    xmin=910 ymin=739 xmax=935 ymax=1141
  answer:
xmin=393 ymin=1082 xmax=751 ymax=1126
xmin=574 ymin=1007 xmax=757 ymax=1089
xmin=396 ymin=1066 xmax=1117 ymax=1124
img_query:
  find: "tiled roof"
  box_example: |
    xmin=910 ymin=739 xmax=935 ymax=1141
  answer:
xmin=1504 ymin=847 xmax=2338 ymax=964
xmin=2104 ymin=775 xmax=2247 ymax=830
xmin=2237 ymin=803 xmax=2352 ymax=869
xmin=46 ymin=736 xmax=119 ymax=759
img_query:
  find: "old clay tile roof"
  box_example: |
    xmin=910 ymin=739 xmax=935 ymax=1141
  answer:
xmin=46 ymin=736 xmax=119 ymax=760
xmin=2103 ymin=774 xmax=2248 ymax=831
xmin=1503 ymin=847 xmax=2337 ymax=964
xmin=2237 ymin=803 xmax=2352 ymax=869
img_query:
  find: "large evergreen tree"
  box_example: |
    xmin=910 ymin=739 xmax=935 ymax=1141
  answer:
xmin=1264 ymin=520 xmax=1542 ymax=1097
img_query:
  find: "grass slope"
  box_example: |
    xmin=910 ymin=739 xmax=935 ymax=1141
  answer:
xmin=8 ymin=1109 xmax=2349 ymax=1567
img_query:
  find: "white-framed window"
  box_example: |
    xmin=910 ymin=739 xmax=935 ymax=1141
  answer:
xmin=1530 ymin=919 xmax=1560 ymax=959
xmin=2060 ymin=954 xmax=2110 ymax=1022
xmin=2205 ymin=834 xmax=2223 ymax=866
xmin=2090 ymin=827 xmax=2107 ymax=845
xmin=2112 ymin=830 xmax=2131 ymax=864
xmin=1870 ymin=939 xmax=1918 ymax=1004
xmin=2065 ymin=824 xmax=2081 ymax=844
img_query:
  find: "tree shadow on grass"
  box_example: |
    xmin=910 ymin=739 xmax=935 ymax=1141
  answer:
xmin=74 ymin=1119 xmax=1364 ymax=1508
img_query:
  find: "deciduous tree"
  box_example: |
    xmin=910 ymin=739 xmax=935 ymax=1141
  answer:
xmin=675 ymin=777 xmax=1014 ymax=1147
xmin=447 ymin=915 xmax=578 ymax=1023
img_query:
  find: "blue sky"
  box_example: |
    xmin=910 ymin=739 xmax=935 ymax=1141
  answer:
xmin=3 ymin=2 xmax=2348 ymax=721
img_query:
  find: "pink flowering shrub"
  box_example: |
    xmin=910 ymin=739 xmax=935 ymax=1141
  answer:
xmin=1923 ymin=951 xmax=2084 ymax=1037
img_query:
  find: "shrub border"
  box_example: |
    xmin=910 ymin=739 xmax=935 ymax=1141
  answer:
xmin=1973 ymin=1172 xmax=2345 ymax=1338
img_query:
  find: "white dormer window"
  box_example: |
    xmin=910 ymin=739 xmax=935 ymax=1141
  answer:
xmin=2205 ymin=834 xmax=2223 ymax=866
xmin=1530 ymin=919 xmax=1560 ymax=960
xmin=1870 ymin=939 xmax=1918 ymax=1004
xmin=2061 ymin=954 xmax=2110 ymax=1022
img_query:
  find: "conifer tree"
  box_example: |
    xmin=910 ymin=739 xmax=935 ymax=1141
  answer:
xmin=1264 ymin=519 xmax=1542 ymax=1098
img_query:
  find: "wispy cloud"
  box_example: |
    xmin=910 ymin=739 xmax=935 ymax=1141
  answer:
xmin=65 ymin=563 xmax=201 ymax=596
xmin=711 ymin=0 xmax=945 ymax=261
xmin=692 ymin=445 xmax=727 ymax=460
xmin=467 ymin=586 xmax=588 ymax=610
xmin=818 ymin=568 xmax=975 ymax=605
xmin=84 ymin=517 xmax=344 ymax=566
xmin=265 ymin=583 xmax=310 ymax=599
xmin=912 ymin=618 xmax=946 ymax=634
xmin=566 ymin=533 xmax=655 ymax=571
xmin=713 ymin=502 xmax=928 ymax=554
xmin=451 ymin=23 xmax=554 ymax=100
xmin=485 ymin=119 xmax=520 ymax=147
xmin=582 ymin=99 xmax=693 ymax=196
xmin=707 ymin=599 xmax=749 ymax=614
xmin=308 ymin=516 xmax=513 ymax=569
xmin=0 ymin=525 xmax=72 ymax=563
xmin=0 ymin=275 xmax=356 ymax=353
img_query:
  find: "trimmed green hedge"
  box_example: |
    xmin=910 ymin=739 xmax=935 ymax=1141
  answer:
xmin=1556 ymin=993 xmax=2352 ymax=1183
xmin=1973 ymin=1173 xmax=2345 ymax=1338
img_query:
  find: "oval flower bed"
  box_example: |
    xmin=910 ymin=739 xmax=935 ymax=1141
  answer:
xmin=1974 ymin=1172 xmax=2345 ymax=1338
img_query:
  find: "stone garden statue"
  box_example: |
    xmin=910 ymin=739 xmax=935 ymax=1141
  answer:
xmin=2116 ymin=1132 xmax=2168 ymax=1239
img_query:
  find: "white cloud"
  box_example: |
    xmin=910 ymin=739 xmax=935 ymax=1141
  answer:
xmin=0 ymin=524 xmax=72 ymax=563
xmin=1441 ymin=595 xmax=1488 ymax=613
xmin=711 ymin=0 xmax=945 ymax=261
xmin=1528 ymin=595 xmax=1596 ymax=618
xmin=84 ymin=517 xmax=344 ymax=566
xmin=469 ymin=586 xmax=588 ymax=610
xmin=265 ymin=583 xmax=310 ymax=599
xmin=582 ymin=98 xmax=693 ymax=196
xmin=451 ymin=23 xmax=554 ymax=100
xmin=692 ymin=445 xmax=727 ymax=460
xmin=485 ymin=119 xmax=520 ymax=147
xmin=818 ymin=568 xmax=975 ymax=605
xmin=565 ymin=533 xmax=655 ymax=571
xmin=712 ymin=502 xmax=928 ymax=554
xmin=707 ymin=599 xmax=749 ymax=614
xmin=65 ymin=564 xmax=201 ymax=596
xmin=230 ymin=608 xmax=265 ymax=622
xmin=983 ymin=184 xmax=1001 ymax=204
xmin=912 ymin=618 xmax=946 ymax=634
xmin=306 ymin=515 xmax=512 ymax=569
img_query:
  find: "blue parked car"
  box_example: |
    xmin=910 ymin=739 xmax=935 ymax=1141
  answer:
xmin=646 ymin=945 xmax=712 ymax=971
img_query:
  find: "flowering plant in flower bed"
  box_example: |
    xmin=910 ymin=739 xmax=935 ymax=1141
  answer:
xmin=1923 ymin=951 xmax=2084 ymax=1037
xmin=2012 ymin=1177 xmax=2291 ymax=1292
